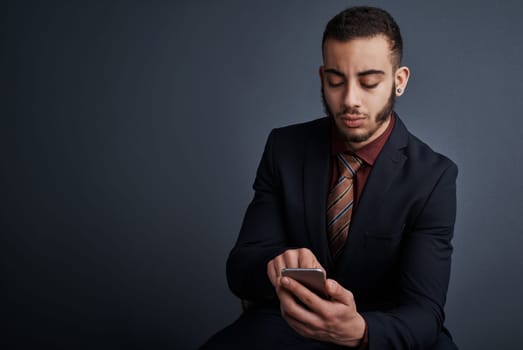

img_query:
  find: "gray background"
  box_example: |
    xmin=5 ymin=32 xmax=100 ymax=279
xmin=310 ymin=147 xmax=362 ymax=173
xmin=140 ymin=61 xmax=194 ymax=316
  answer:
xmin=3 ymin=0 xmax=523 ymax=348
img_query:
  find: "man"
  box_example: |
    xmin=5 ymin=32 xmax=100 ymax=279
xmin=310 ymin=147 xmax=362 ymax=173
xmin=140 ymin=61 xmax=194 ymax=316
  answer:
xmin=202 ymin=6 xmax=458 ymax=349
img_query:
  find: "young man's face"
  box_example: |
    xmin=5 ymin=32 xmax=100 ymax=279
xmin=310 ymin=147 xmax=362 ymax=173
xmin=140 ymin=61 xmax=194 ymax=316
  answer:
xmin=320 ymin=35 xmax=408 ymax=150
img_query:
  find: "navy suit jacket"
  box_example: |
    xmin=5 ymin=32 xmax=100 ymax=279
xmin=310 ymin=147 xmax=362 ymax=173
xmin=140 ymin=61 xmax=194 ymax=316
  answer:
xmin=226 ymin=114 xmax=458 ymax=349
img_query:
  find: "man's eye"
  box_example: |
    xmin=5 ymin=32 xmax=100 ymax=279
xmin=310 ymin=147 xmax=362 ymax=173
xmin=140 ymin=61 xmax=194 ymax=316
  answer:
xmin=361 ymin=82 xmax=379 ymax=89
xmin=327 ymin=80 xmax=344 ymax=87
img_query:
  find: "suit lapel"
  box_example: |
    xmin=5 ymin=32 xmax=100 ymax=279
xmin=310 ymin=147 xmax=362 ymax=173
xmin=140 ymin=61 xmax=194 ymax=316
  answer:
xmin=339 ymin=116 xmax=409 ymax=263
xmin=303 ymin=118 xmax=332 ymax=267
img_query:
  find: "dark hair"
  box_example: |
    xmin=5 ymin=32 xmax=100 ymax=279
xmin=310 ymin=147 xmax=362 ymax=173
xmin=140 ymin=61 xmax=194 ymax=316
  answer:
xmin=322 ymin=6 xmax=403 ymax=67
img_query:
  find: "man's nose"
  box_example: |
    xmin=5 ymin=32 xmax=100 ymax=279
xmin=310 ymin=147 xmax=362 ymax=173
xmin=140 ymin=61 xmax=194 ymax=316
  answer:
xmin=343 ymin=83 xmax=362 ymax=108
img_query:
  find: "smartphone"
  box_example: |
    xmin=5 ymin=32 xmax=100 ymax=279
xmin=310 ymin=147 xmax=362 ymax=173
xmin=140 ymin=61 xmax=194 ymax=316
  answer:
xmin=281 ymin=268 xmax=328 ymax=298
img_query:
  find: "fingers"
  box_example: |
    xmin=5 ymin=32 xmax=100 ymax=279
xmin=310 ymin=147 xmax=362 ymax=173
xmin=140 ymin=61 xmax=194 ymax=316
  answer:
xmin=325 ymin=279 xmax=354 ymax=306
xmin=267 ymin=248 xmax=322 ymax=287
xmin=280 ymin=276 xmax=327 ymax=315
xmin=297 ymin=250 xmax=315 ymax=268
xmin=280 ymin=277 xmax=356 ymax=317
xmin=279 ymin=248 xmax=300 ymax=268
xmin=276 ymin=280 xmax=323 ymax=329
xmin=283 ymin=310 xmax=322 ymax=341
xmin=267 ymin=252 xmax=293 ymax=286
xmin=267 ymin=258 xmax=281 ymax=287
xmin=278 ymin=277 xmax=364 ymax=347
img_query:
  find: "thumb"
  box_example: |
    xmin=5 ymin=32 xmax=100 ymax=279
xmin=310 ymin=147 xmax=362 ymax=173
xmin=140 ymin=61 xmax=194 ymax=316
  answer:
xmin=326 ymin=279 xmax=353 ymax=305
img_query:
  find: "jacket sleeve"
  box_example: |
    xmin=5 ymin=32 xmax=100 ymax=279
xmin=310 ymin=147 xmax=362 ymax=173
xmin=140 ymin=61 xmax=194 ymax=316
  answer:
xmin=363 ymin=162 xmax=458 ymax=349
xmin=226 ymin=129 xmax=288 ymax=302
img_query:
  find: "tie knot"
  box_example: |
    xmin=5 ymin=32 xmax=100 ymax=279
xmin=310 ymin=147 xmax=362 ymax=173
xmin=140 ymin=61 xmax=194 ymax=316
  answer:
xmin=337 ymin=154 xmax=362 ymax=179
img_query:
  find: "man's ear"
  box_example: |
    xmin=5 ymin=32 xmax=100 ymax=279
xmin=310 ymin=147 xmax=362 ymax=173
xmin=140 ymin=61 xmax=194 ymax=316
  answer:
xmin=319 ymin=66 xmax=325 ymax=88
xmin=394 ymin=66 xmax=410 ymax=96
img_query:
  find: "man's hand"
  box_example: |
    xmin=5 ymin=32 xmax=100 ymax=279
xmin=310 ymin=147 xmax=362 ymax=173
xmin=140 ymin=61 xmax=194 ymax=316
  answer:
xmin=277 ymin=276 xmax=366 ymax=347
xmin=266 ymin=248 xmax=323 ymax=287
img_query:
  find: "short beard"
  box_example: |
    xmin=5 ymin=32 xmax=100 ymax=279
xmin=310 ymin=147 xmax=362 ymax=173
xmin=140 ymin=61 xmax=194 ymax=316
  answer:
xmin=321 ymin=85 xmax=396 ymax=143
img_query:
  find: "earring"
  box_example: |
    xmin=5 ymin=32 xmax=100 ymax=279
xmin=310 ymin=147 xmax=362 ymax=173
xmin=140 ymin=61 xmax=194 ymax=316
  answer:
xmin=396 ymin=88 xmax=402 ymax=94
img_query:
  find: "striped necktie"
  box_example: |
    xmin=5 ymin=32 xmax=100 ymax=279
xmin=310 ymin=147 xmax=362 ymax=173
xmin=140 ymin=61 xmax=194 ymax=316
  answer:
xmin=327 ymin=154 xmax=363 ymax=257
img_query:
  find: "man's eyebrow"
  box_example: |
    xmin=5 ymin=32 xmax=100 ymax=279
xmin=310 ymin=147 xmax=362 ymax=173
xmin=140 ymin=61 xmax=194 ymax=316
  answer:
xmin=323 ymin=68 xmax=345 ymax=77
xmin=357 ymin=69 xmax=385 ymax=77
xmin=323 ymin=68 xmax=386 ymax=77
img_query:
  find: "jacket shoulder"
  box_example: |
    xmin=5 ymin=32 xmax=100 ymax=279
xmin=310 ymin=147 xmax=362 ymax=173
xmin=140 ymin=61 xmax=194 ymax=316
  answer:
xmin=268 ymin=116 xmax=329 ymax=147
xmin=405 ymin=133 xmax=458 ymax=174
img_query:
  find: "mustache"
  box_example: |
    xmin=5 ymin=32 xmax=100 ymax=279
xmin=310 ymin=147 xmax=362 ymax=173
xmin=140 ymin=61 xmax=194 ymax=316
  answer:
xmin=335 ymin=107 xmax=366 ymax=117
xmin=321 ymin=88 xmax=368 ymax=118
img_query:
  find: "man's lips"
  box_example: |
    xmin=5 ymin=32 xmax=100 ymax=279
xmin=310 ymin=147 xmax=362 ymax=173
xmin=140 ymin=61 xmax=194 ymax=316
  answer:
xmin=339 ymin=114 xmax=365 ymax=127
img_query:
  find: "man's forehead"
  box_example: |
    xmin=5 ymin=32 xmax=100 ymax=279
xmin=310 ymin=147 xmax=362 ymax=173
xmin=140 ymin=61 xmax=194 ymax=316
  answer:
xmin=322 ymin=36 xmax=394 ymax=72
